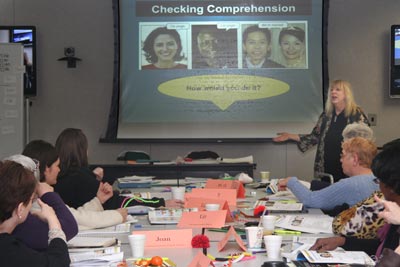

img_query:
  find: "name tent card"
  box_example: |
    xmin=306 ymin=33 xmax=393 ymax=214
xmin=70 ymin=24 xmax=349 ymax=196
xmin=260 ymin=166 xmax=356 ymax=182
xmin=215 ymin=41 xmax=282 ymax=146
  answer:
xmin=177 ymin=210 xmax=227 ymax=229
xmin=190 ymin=188 xmax=237 ymax=206
xmin=217 ymin=226 xmax=247 ymax=252
xmin=188 ymin=250 xmax=215 ymax=267
xmin=205 ymin=179 xmax=246 ymax=198
xmin=132 ymin=229 xmax=192 ymax=248
xmin=184 ymin=197 xmax=233 ymax=222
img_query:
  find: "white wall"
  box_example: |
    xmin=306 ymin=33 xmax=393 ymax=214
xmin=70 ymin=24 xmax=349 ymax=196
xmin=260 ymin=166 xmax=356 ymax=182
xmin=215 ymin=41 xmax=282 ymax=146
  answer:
xmin=1 ymin=0 xmax=399 ymax=180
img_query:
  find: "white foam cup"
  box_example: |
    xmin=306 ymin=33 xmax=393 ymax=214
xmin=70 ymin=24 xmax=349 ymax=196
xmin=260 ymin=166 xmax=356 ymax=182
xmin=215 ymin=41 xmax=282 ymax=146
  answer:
xmin=260 ymin=171 xmax=270 ymax=183
xmin=171 ymin=187 xmax=185 ymax=201
xmin=262 ymin=215 xmax=277 ymax=235
xmin=205 ymin=203 xmax=220 ymax=211
xmin=245 ymin=226 xmax=263 ymax=249
xmin=128 ymin=234 xmax=146 ymax=258
xmin=264 ymin=235 xmax=283 ymax=259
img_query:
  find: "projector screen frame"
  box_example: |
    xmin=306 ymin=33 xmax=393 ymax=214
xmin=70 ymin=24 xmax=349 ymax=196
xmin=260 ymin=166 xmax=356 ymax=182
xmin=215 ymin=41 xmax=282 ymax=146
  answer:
xmin=102 ymin=0 xmax=330 ymax=143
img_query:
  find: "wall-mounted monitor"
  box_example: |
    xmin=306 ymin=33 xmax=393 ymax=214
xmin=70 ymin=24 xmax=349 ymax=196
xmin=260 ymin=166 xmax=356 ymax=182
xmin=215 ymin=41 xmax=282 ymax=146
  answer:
xmin=390 ymin=25 xmax=400 ymax=98
xmin=0 ymin=26 xmax=36 ymax=97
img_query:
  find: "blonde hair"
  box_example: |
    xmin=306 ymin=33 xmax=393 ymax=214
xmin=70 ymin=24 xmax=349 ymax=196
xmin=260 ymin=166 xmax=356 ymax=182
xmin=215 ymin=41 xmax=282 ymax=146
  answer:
xmin=325 ymin=80 xmax=358 ymax=117
xmin=342 ymin=137 xmax=377 ymax=168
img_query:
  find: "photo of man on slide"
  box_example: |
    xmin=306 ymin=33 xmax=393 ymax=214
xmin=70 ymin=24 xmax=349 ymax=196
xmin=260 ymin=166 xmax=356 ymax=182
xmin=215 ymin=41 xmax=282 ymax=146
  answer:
xmin=192 ymin=25 xmax=237 ymax=69
xmin=242 ymin=25 xmax=284 ymax=69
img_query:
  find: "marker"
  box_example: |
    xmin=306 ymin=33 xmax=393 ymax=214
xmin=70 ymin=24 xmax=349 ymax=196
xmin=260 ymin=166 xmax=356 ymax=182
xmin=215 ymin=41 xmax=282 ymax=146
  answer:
xmin=274 ymin=229 xmax=301 ymax=235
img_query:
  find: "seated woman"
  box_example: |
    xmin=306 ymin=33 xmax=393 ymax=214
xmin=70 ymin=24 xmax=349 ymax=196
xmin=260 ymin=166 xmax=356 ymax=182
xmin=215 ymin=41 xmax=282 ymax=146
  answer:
xmin=278 ymin=137 xmax=378 ymax=210
xmin=0 ymin=160 xmax=70 ymax=267
xmin=7 ymin=155 xmax=78 ymax=251
xmin=375 ymin=196 xmax=400 ymax=266
xmin=54 ymin=128 xmax=183 ymax=209
xmin=23 ymin=140 xmax=128 ymax=230
xmin=310 ymin=138 xmax=400 ymax=260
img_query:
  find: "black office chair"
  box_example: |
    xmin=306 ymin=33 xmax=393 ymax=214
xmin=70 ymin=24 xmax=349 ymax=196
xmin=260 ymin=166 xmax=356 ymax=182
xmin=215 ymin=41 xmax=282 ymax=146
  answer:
xmin=310 ymin=172 xmax=334 ymax=191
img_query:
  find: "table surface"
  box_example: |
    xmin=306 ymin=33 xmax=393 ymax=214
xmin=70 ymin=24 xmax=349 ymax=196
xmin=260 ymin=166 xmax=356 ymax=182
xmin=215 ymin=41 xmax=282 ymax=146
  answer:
xmin=75 ymin=187 xmax=333 ymax=266
xmin=116 ymin=187 xmax=328 ymax=266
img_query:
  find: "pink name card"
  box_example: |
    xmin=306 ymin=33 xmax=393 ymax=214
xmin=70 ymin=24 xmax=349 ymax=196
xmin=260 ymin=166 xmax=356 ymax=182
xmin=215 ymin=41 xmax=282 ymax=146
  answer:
xmin=190 ymin=188 xmax=237 ymax=206
xmin=205 ymin=179 xmax=246 ymax=198
xmin=132 ymin=229 xmax=192 ymax=248
xmin=177 ymin=210 xmax=227 ymax=228
xmin=188 ymin=251 xmax=213 ymax=267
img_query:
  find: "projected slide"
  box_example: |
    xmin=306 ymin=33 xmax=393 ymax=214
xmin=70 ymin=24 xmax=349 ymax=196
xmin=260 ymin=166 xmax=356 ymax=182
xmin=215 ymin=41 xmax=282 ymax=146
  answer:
xmin=117 ymin=0 xmax=325 ymax=139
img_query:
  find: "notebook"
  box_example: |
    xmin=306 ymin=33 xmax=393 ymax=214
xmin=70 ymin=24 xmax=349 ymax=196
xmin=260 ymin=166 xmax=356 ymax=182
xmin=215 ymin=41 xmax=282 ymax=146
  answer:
xmin=67 ymin=236 xmax=117 ymax=248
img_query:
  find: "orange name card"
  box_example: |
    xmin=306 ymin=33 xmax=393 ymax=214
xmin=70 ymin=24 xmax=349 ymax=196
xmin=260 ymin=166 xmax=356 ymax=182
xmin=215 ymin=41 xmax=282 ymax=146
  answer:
xmin=132 ymin=229 xmax=192 ymax=248
xmin=184 ymin=197 xmax=225 ymax=210
xmin=184 ymin=197 xmax=233 ymax=223
xmin=190 ymin=188 xmax=237 ymax=206
xmin=177 ymin=210 xmax=227 ymax=229
xmin=205 ymin=179 xmax=246 ymax=198
xmin=188 ymin=251 xmax=214 ymax=267
xmin=217 ymin=226 xmax=247 ymax=252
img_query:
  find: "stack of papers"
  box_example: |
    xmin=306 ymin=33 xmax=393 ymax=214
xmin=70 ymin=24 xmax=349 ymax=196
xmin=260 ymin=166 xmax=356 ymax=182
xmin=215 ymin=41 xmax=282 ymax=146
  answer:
xmin=300 ymin=249 xmax=375 ymax=265
xmin=275 ymin=214 xmax=333 ymax=234
xmin=148 ymin=208 xmax=198 ymax=224
xmin=117 ymin=175 xmax=154 ymax=188
xmin=68 ymin=236 xmax=117 ymax=248
xmin=76 ymin=221 xmax=135 ymax=244
xmin=68 ymin=237 xmax=124 ymax=266
xmin=254 ymin=200 xmax=303 ymax=212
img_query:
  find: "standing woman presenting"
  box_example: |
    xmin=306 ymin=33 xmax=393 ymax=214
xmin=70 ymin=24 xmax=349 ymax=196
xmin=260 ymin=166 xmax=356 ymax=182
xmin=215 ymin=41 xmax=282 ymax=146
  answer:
xmin=273 ymin=80 xmax=369 ymax=182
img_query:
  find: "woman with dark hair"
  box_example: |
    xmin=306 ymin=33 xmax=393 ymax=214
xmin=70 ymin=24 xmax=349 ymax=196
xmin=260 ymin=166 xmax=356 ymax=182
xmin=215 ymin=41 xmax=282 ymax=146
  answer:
xmin=278 ymin=26 xmax=306 ymax=68
xmin=54 ymin=128 xmax=183 ymax=210
xmin=142 ymin=27 xmax=187 ymax=70
xmin=9 ymin=154 xmax=78 ymax=251
xmin=0 ymin=160 xmax=70 ymax=267
xmin=23 ymin=140 xmax=128 ymax=230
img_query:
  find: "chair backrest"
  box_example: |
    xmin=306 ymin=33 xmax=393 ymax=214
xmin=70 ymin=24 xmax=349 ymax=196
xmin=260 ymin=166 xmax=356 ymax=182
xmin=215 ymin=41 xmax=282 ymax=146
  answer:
xmin=316 ymin=172 xmax=334 ymax=184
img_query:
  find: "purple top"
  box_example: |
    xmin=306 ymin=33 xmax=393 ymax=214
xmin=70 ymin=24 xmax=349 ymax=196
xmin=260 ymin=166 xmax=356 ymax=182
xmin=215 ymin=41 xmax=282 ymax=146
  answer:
xmin=12 ymin=192 xmax=78 ymax=251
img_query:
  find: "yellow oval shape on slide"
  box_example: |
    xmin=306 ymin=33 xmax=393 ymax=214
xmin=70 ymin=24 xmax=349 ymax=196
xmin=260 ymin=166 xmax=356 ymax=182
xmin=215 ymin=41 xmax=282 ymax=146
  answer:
xmin=158 ymin=75 xmax=290 ymax=110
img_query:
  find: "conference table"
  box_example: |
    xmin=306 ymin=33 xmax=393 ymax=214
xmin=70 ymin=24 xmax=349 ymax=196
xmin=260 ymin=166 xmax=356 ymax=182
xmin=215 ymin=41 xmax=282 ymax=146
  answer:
xmin=112 ymin=186 xmax=331 ymax=267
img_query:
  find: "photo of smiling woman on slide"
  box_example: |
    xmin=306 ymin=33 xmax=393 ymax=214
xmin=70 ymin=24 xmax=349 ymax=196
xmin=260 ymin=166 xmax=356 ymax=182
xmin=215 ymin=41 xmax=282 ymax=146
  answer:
xmin=279 ymin=26 xmax=307 ymax=68
xmin=141 ymin=27 xmax=187 ymax=70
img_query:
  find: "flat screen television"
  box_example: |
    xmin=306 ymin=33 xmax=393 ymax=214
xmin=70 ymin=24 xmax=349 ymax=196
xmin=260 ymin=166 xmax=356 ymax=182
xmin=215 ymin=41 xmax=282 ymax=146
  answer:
xmin=0 ymin=26 xmax=36 ymax=97
xmin=390 ymin=24 xmax=400 ymax=98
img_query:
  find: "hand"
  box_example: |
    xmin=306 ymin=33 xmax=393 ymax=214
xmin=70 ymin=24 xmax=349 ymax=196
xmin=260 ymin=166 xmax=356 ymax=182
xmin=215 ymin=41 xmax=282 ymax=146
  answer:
xmin=96 ymin=182 xmax=114 ymax=204
xmin=273 ymin=132 xmax=300 ymax=142
xmin=375 ymin=194 xmax=400 ymax=224
xmin=117 ymin=208 xmax=128 ymax=222
xmin=165 ymin=199 xmax=184 ymax=208
xmin=31 ymin=198 xmax=57 ymax=223
xmin=93 ymin=167 xmax=104 ymax=181
xmin=395 ymin=245 xmax=400 ymax=254
xmin=278 ymin=177 xmax=290 ymax=190
xmin=310 ymin=236 xmax=345 ymax=251
xmin=36 ymin=182 xmax=54 ymax=197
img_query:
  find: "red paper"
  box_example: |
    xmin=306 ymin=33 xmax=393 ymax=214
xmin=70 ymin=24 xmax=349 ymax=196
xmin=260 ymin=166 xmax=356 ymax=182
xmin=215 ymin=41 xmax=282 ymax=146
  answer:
xmin=217 ymin=226 xmax=247 ymax=252
xmin=205 ymin=179 xmax=246 ymax=198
